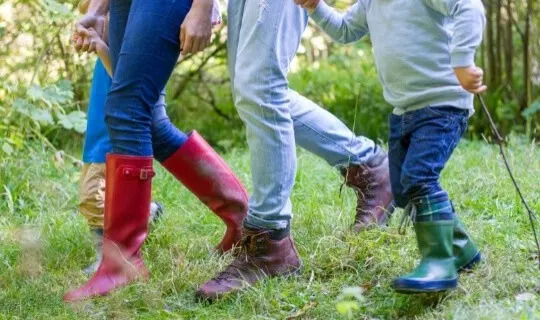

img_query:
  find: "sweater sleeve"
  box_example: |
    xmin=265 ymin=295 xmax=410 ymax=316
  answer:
xmin=423 ymin=0 xmax=486 ymax=68
xmin=309 ymin=0 xmax=369 ymax=44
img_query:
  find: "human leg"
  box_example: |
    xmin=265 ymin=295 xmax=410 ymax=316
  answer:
xmin=391 ymin=107 xmax=478 ymax=293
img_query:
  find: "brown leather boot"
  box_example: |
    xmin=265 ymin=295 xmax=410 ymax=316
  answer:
xmin=196 ymin=227 xmax=302 ymax=301
xmin=341 ymin=149 xmax=394 ymax=232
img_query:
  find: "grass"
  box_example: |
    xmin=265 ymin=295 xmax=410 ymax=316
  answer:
xmin=0 ymin=138 xmax=539 ymax=319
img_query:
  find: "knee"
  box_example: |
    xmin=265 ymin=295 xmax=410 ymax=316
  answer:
xmin=104 ymin=89 xmax=152 ymax=135
xmin=231 ymin=74 xmax=259 ymax=108
xmin=232 ymin=64 xmax=287 ymax=112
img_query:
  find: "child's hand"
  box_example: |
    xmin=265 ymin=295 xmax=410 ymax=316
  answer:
xmin=73 ymin=14 xmax=106 ymax=52
xmin=294 ymin=0 xmax=320 ymax=13
xmin=454 ymin=66 xmax=487 ymax=94
xmin=86 ymin=27 xmax=108 ymax=55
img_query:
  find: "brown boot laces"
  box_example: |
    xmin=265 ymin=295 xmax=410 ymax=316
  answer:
xmin=213 ymin=231 xmax=267 ymax=283
xmin=340 ymin=165 xmax=380 ymax=224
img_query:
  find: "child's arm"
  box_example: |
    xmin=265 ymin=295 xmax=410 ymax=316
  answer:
xmin=296 ymin=0 xmax=369 ymax=44
xmin=87 ymin=28 xmax=113 ymax=77
xmin=424 ymin=0 xmax=487 ymax=93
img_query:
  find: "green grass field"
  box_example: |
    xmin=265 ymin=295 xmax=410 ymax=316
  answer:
xmin=0 ymin=139 xmax=539 ymax=319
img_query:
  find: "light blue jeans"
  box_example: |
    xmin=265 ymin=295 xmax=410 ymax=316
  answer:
xmin=228 ymin=0 xmax=378 ymax=230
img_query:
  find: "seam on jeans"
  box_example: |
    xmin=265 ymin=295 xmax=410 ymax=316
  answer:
xmin=122 ymin=0 xmax=178 ymax=156
xmin=291 ymin=116 xmax=366 ymax=165
xmin=261 ymin=0 xmax=292 ymax=221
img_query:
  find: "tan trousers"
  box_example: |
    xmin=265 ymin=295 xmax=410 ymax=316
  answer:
xmin=78 ymin=163 xmax=106 ymax=228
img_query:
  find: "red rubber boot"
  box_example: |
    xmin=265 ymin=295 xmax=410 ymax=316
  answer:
xmin=162 ymin=131 xmax=248 ymax=253
xmin=64 ymin=154 xmax=155 ymax=302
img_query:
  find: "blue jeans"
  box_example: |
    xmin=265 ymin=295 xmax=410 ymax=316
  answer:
xmin=228 ymin=0 xmax=378 ymax=230
xmin=388 ymin=106 xmax=469 ymax=208
xmin=105 ymin=0 xmax=191 ymax=161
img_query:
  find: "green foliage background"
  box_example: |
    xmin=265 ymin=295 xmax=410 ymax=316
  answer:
xmin=0 ymin=0 xmax=538 ymax=156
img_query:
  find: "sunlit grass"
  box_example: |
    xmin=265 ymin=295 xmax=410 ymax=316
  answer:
xmin=0 ymin=139 xmax=539 ymax=319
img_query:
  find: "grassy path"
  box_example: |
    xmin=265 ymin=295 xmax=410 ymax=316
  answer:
xmin=0 ymin=139 xmax=539 ymax=319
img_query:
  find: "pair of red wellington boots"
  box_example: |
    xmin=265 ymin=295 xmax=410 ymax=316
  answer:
xmin=63 ymin=131 xmax=248 ymax=302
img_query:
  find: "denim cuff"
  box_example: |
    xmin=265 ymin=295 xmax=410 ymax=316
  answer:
xmin=244 ymin=213 xmax=290 ymax=231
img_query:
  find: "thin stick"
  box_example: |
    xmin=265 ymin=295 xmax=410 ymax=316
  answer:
xmin=477 ymin=94 xmax=540 ymax=268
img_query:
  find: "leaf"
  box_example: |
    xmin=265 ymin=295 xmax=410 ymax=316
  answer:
xmin=56 ymin=80 xmax=73 ymax=93
xmin=31 ymin=109 xmax=54 ymax=125
xmin=12 ymin=99 xmax=34 ymax=116
xmin=522 ymin=100 xmax=540 ymax=118
xmin=335 ymin=301 xmax=360 ymax=317
xmin=56 ymin=113 xmax=72 ymax=130
xmin=2 ymin=142 xmax=14 ymax=155
xmin=57 ymin=111 xmax=86 ymax=133
xmin=42 ymin=0 xmax=71 ymax=15
xmin=43 ymin=85 xmax=72 ymax=105
xmin=27 ymin=85 xmax=45 ymax=102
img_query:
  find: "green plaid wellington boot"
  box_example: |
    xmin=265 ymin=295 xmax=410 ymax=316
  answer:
xmin=393 ymin=192 xmax=458 ymax=293
xmin=453 ymin=214 xmax=482 ymax=271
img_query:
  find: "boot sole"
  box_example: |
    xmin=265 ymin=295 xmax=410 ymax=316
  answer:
xmin=457 ymin=252 xmax=482 ymax=273
xmin=392 ymin=278 xmax=458 ymax=294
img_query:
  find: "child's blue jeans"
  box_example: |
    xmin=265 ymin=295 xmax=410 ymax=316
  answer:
xmin=105 ymin=0 xmax=192 ymax=160
xmin=388 ymin=106 xmax=469 ymax=208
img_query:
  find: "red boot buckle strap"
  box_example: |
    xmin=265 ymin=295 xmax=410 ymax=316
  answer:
xmin=121 ymin=166 xmax=156 ymax=180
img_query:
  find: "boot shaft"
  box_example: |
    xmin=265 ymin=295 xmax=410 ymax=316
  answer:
xmin=412 ymin=192 xmax=455 ymax=260
xmin=104 ymin=154 xmax=154 ymax=255
xmin=341 ymin=149 xmax=393 ymax=229
xmin=161 ymin=131 xmax=247 ymax=253
xmin=161 ymin=131 xmax=248 ymax=220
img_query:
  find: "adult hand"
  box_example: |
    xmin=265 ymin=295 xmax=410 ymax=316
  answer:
xmin=73 ymin=14 xmax=106 ymax=52
xmin=454 ymin=66 xmax=487 ymax=94
xmin=180 ymin=0 xmax=213 ymax=55
xmin=294 ymin=0 xmax=320 ymax=12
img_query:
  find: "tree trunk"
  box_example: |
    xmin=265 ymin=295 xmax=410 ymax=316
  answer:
xmin=485 ymin=0 xmax=496 ymax=87
xmin=521 ymin=0 xmax=533 ymax=110
xmin=495 ymin=0 xmax=503 ymax=87
xmin=503 ymin=0 xmax=513 ymax=96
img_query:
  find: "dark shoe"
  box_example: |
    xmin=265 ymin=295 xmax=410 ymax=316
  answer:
xmin=64 ymin=154 xmax=155 ymax=302
xmin=341 ymin=149 xmax=394 ymax=232
xmin=162 ymin=131 xmax=248 ymax=254
xmin=392 ymin=194 xmax=458 ymax=293
xmin=453 ymin=216 xmax=482 ymax=272
xmin=195 ymin=226 xmax=302 ymax=301
xmin=150 ymin=201 xmax=164 ymax=222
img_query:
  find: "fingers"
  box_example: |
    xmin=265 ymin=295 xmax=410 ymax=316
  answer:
xmin=81 ymin=35 xmax=91 ymax=52
xmin=180 ymin=25 xmax=187 ymax=54
xmin=88 ymin=38 xmax=97 ymax=53
xmin=294 ymin=0 xmax=318 ymax=10
xmin=182 ymin=33 xmax=193 ymax=55
xmin=468 ymin=67 xmax=486 ymax=93
xmin=181 ymin=31 xmax=211 ymax=54
xmin=192 ymin=37 xmax=202 ymax=53
xmin=75 ymin=24 xmax=90 ymax=38
xmin=468 ymin=85 xmax=487 ymax=94
xmin=306 ymin=0 xmax=319 ymax=9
